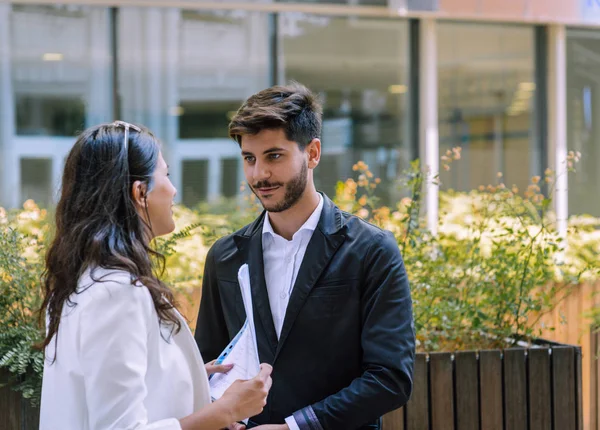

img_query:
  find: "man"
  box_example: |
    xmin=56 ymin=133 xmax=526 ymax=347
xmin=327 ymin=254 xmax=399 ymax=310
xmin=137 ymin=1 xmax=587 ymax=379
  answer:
xmin=195 ymin=83 xmax=415 ymax=430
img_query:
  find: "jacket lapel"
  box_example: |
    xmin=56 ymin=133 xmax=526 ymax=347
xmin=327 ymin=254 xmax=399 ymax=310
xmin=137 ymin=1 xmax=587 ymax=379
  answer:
xmin=274 ymin=195 xmax=347 ymax=361
xmin=233 ymin=213 xmax=278 ymax=363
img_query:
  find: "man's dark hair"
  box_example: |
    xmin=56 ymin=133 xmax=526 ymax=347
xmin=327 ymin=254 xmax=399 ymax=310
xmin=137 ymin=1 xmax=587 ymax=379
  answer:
xmin=229 ymin=82 xmax=323 ymax=150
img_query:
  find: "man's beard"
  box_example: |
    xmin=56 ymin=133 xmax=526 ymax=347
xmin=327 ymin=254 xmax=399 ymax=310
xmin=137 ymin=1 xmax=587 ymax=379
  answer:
xmin=250 ymin=161 xmax=308 ymax=213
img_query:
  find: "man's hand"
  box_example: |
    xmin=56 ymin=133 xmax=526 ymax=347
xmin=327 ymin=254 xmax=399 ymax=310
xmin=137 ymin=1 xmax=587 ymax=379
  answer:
xmin=225 ymin=423 xmax=246 ymax=430
xmin=205 ymin=359 xmax=234 ymax=376
xmin=252 ymin=425 xmax=289 ymax=430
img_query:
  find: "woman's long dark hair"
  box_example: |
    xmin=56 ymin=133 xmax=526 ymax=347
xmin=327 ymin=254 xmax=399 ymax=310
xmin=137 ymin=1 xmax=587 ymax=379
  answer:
xmin=40 ymin=122 xmax=181 ymax=353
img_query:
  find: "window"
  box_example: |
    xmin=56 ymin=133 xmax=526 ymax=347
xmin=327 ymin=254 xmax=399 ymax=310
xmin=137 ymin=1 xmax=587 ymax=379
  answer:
xmin=117 ymin=8 xmax=271 ymax=206
xmin=20 ymin=158 xmax=53 ymax=207
xmin=437 ymin=23 xmax=536 ymax=193
xmin=181 ymin=160 xmax=209 ymax=207
xmin=1 ymin=5 xmax=110 ymax=208
xmin=179 ymin=101 xmax=242 ymax=139
xmin=567 ymin=29 xmax=600 ymax=216
xmin=221 ymin=158 xmax=240 ymax=198
xmin=282 ymin=14 xmax=411 ymax=203
xmin=16 ymin=95 xmax=85 ymax=136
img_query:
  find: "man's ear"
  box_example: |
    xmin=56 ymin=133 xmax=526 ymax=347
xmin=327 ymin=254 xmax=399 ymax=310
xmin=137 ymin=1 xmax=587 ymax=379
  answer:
xmin=306 ymin=138 xmax=321 ymax=169
xmin=131 ymin=180 xmax=148 ymax=208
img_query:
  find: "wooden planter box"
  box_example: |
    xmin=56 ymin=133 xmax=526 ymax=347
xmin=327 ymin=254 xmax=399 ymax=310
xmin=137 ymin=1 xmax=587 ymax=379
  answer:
xmin=383 ymin=344 xmax=583 ymax=430
xmin=1 ymin=345 xmax=582 ymax=430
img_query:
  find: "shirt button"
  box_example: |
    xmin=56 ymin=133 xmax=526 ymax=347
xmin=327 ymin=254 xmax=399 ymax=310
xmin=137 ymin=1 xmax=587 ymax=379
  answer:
xmin=280 ymin=291 xmax=288 ymax=299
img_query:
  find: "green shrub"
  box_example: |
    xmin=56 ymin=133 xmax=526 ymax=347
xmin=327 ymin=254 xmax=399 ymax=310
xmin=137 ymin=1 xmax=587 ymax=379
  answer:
xmin=1 ymin=153 xmax=599 ymax=405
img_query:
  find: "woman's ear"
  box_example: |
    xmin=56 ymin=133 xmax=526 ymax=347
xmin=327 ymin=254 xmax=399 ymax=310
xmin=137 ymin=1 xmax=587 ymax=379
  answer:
xmin=131 ymin=180 xmax=148 ymax=208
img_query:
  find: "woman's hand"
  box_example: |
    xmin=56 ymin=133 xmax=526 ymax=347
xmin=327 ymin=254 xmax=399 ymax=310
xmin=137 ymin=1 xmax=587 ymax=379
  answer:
xmin=180 ymin=364 xmax=271 ymax=430
xmin=218 ymin=363 xmax=273 ymax=423
xmin=205 ymin=359 xmax=234 ymax=376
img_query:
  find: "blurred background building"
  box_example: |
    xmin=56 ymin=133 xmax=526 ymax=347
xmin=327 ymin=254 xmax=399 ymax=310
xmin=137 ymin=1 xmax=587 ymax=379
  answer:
xmin=0 ymin=0 xmax=599 ymax=218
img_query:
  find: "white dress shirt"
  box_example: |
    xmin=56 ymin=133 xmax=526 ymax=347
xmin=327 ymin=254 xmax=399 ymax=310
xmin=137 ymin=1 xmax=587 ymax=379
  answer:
xmin=40 ymin=267 xmax=211 ymax=430
xmin=262 ymin=194 xmax=324 ymax=430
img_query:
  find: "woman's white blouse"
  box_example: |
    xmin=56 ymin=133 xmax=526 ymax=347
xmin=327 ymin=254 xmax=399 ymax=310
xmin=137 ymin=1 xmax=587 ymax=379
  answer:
xmin=40 ymin=267 xmax=211 ymax=430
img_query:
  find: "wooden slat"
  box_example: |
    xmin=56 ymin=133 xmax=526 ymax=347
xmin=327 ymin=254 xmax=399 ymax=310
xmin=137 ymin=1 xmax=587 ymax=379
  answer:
xmin=503 ymin=348 xmax=527 ymax=430
xmin=405 ymin=354 xmax=429 ymax=430
xmin=579 ymin=283 xmax=594 ymax=430
xmin=553 ymin=346 xmax=577 ymax=430
xmin=576 ymin=347 xmax=583 ymax=430
xmin=0 ymin=371 xmax=21 ymax=430
xmin=479 ymin=350 xmax=503 ymax=430
xmin=567 ymin=288 xmax=580 ymax=350
xmin=596 ymin=331 xmax=600 ymax=430
xmin=454 ymin=351 xmax=478 ymax=430
xmin=528 ymin=348 xmax=551 ymax=430
xmin=21 ymin=399 xmax=40 ymax=430
xmin=596 ymin=329 xmax=600 ymax=430
xmin=591 ymin=330 xmax=598 ymax=430
xmin=592 ymin=294 xmax=600 ymax=430
xmin=383 ymin=407 xmax=404 ymax=430
xmin=430 ymin=352 xmax=454 ymax=430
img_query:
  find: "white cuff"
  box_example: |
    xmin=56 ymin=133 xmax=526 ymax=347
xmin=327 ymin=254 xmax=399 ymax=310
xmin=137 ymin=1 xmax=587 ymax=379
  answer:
xmin=285 ymin=415 xmax=301 ymax=430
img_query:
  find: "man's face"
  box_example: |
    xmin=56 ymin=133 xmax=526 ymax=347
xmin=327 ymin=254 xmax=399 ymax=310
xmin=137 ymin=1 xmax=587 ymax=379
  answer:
xmin=241 ymin=129 xmax=312 ymax=213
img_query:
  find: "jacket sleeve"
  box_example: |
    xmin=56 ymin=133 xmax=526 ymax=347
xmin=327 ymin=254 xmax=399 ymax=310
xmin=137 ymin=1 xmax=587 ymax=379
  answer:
xmin=293 ymin=230 xmax=416 ymax=430
xmin=79 ymin=281 xmax=182 ymax=430
xmin=195 ymin=243 xmax=230 ymax=363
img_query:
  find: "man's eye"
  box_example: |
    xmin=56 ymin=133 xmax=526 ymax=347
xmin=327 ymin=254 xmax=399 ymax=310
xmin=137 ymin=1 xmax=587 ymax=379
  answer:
xmin=269 ymin=154 xmax=281 ymax=160
xmin=244 ymin=156 xmax=255 ymax=163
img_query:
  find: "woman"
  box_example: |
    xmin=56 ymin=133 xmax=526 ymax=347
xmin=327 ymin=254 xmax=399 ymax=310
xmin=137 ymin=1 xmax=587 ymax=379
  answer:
xmin=39 ymin=121 xmax=271 ymax=430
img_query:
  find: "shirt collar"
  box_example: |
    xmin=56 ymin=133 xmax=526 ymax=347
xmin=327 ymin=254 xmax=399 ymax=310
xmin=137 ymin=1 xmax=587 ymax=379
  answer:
xmin=263 ymin=193 xmax=324 ymax=239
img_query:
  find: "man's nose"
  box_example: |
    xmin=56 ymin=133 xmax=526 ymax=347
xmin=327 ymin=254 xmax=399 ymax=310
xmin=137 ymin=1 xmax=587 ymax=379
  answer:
xmin=252 ymin=161 xmax=271 ymax=183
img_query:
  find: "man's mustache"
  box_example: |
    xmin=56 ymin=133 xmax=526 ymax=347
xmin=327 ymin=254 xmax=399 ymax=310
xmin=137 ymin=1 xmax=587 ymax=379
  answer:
xmin=252 ymin=181 xmax=283 ymax=189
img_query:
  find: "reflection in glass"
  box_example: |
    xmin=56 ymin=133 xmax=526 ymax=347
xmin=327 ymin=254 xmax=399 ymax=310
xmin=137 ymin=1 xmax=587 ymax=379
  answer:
xmin=567 ymin=29 xmax=600 ymax=216
xmin=179 ymin=101 xmax=242 ymax=139
xmin=282 ymin=14 xmax=411 ymax=204
xmin=20 ymin=158 xmax=53 ymax=207
xmin=118 ymin=8 xmax=271 ymax=206
xmin=16 ymin=95 xmax=85 ymax=136
xmin=437 ymin=23 xmax=536 ymax=193
xmin=221 ymin=158 xmax=240 ymax=198
xmin=4 ymin=4 xmax=111 ymax=208
xmin=182 ymin=159 xmax=209 ymax=207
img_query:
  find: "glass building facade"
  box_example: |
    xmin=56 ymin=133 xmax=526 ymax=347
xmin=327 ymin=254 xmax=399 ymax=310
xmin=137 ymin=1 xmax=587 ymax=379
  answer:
xmin=0 ymin=0 xmax=598 ymax=219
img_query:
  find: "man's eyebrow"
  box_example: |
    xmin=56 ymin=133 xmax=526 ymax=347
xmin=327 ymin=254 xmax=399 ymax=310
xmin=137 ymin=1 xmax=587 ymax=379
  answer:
xmin=263 ymin=147 xmax=286 ymax=154
xmin=241 ymin=147 xmax=286 ymax=156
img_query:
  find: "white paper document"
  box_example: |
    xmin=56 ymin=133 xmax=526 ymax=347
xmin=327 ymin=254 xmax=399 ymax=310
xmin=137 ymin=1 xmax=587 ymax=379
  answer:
xmin=209 ymin=264 xmax=260 ymax=405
